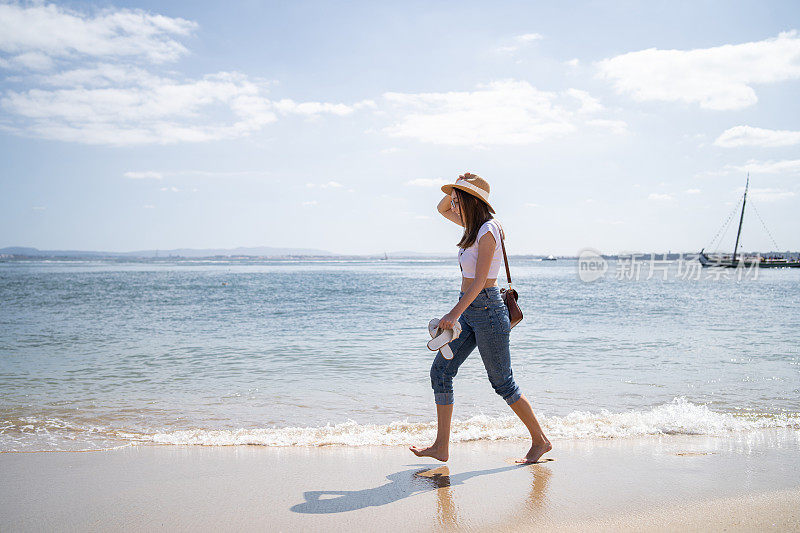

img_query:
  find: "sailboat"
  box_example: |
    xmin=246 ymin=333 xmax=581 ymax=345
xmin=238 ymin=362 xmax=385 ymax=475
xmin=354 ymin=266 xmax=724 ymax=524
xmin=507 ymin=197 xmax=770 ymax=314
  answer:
xmin=698 ymin=174 xmax=800 ymax=268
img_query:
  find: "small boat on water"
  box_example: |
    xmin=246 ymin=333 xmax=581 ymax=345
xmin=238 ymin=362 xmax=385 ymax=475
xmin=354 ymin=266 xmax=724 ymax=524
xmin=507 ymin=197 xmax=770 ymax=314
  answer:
xmin=698 ymin=252 xmax=800 ymax=268
xmin=698 ymin=174 xmax=800 ymax=268
xmin=543 ymin=255 xmax=557 ymax=261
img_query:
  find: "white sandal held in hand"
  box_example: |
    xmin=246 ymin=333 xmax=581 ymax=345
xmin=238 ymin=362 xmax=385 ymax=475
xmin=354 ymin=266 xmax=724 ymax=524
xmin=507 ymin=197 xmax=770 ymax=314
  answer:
xmin=427 ymin=318 xmax=461 ymax=360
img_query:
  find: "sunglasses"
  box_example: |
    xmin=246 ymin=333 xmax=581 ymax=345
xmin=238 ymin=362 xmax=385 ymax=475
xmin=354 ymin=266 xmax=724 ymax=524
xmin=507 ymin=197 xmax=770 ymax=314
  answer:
xmin=450 ymin=197 xmax=459 ymax=211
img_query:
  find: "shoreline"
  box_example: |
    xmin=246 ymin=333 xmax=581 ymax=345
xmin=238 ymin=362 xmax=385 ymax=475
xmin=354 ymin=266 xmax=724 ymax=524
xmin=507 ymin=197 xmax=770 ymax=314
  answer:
xmin=2 ymin=429 xmax=798 ymax=531
xmin=5 ymin=397 xmax=797 ymax=452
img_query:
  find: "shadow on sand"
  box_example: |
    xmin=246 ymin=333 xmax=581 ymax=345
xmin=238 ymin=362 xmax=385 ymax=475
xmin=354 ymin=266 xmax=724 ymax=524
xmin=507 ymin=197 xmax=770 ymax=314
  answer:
xmin=291 ymin=463 xmax=533 ymax=515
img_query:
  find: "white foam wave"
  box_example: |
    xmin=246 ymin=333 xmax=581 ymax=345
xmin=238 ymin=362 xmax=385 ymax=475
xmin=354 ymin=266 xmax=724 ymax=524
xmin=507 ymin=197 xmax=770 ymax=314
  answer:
xmin=139 ymin=398 xmax=800 ymax=447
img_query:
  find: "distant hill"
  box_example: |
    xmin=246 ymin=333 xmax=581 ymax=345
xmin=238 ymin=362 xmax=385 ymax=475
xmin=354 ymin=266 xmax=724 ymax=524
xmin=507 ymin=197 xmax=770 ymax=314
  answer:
xmin=5 ymin=247 xmax=756 ymax=261
xmin=386 ymin=251 xmax=449 ymax=257
xmin=0 ymin=246 xmax=334 ymax=258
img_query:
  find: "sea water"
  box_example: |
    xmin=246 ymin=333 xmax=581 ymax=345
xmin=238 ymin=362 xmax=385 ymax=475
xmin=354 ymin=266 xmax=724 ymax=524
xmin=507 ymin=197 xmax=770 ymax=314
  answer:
xmin=1 ymin=259 xmax=798 ymax=451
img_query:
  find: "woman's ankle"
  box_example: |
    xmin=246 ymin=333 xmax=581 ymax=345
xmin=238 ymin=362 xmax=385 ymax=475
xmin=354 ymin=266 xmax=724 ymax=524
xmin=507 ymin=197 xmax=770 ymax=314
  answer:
xmin=530 ymin=434 xmax=549 ymax=446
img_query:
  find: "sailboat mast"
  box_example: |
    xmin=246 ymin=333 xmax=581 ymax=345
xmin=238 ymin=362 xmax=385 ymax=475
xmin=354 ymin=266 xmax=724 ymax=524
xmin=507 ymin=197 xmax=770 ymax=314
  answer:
xmin=732 ymin=173 xmax=749 ymax=263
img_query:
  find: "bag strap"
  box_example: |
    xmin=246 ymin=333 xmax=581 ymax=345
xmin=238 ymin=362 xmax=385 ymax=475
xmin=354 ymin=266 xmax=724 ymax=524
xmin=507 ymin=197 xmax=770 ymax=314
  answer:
xmin=497 ymin=221 xmax=512 ymax=288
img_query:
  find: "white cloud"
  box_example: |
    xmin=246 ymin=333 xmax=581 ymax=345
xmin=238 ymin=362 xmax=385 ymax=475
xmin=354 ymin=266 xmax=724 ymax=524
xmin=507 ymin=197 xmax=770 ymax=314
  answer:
xmin=124 ymin=171 xmax=163 ymax=179
xmin=726 ymin=159 xmax=800 ymax=175
xmin=39 ymin=63 xmax=162 ymax=87
xmin=9 ymin=51 xmax=55 ymax=70
xmin=596 ymin=31 xmax=800 ymax=110
xmin=714 ymin=125 xmax=800 ymax=148
xmin=382 ymin=79 xmax=621 ymax=147
xmin=0 ymin=3 xmax=196 ymax=66
xmin=301 ymin=200 xmax=318 ymax=207
xmin=566 ymin=88 xmax=604 ymax=113
xmin=306 ymin=181 xmax=344 ymax=188
xmin=2 ymin=66 xmax=370 ymax=146
xmin=273 ymin=98 xmax=375 ymax=116
xmin=693 ymin=169 xmax=727 ymax=178
xmin=648 ymin=193 xmax=674 ymax=201
xmin=586 ymin=119 xmax=627 ymax=135
xmin=524 ymin=202 xmax=541 ymax=208
xmin=496 ymin=33 xmax=543 ymax=53
xmin=516 ymin=33 xmax=543 ymax=42
xmin=1 ymin=70 xmax=280 ymax=144
xmin=565 ymin=58 xmax=579 ymax=67
xmin=173 ymin=170 xmax=271 ymax=179
xmin=126 ymin=169 xmax=270 ymax=180
xmin=32 ymin=205 xmax=46 ymax=211
xmin=0 ymin=4 xmax=373 ymax=146
xmin=685 ymin=188 xmax=701 ymax=194
xmin=143 ymin=204 xmax=155 ymax=209
xmin=737 ymin=187 xmax=796 ymax=202
xmin=405 ymin=178 xmax=448 ymax=187
xmin=160 ymin=186 xmax=179 ymax=192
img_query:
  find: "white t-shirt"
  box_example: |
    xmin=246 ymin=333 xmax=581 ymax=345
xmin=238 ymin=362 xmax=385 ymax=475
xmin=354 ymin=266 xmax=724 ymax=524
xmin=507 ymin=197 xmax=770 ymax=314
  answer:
xmin=458 ymin=218 xmax=504 ymax=278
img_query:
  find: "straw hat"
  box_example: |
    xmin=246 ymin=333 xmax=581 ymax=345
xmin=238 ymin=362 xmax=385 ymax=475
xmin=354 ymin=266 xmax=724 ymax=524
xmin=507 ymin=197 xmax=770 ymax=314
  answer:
xmin=441 ymin=173 xmax=495 ymax=214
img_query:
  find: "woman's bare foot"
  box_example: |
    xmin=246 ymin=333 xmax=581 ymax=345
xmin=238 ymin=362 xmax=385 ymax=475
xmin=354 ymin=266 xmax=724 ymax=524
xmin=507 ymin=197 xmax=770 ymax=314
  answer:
xmin=409 ymin=444 xmax=449 ymax=462
xmin=514 ymin=439 xmax=552 ymax=464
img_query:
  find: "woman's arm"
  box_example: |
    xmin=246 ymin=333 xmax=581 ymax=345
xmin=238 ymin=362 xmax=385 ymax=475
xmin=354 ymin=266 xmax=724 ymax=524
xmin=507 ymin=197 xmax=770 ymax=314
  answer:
xmin=438 ymin=232 xmax=496 ymax=328
xmin=437 ymin=194 xmax=464 ymax=227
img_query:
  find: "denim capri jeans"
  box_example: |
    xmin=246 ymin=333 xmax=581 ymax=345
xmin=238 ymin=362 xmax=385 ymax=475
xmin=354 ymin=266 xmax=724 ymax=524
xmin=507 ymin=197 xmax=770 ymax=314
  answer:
xmin=430 ymin=286 xmax=522 ymax=406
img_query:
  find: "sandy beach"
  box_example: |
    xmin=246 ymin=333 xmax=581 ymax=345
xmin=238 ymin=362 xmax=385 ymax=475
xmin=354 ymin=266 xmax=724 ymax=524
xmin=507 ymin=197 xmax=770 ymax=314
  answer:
xmin=3 ymin=0 xmax=800 ymax=530
xmin=2 ymin=429 xmax=798 ymax=532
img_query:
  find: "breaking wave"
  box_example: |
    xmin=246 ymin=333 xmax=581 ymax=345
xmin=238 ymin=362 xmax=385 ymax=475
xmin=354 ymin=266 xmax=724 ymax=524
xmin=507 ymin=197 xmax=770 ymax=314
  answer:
xmin=3 ymin=398 xmax=798 ymax=451
xmin=139 ymin=398 xmax=800 ymax=447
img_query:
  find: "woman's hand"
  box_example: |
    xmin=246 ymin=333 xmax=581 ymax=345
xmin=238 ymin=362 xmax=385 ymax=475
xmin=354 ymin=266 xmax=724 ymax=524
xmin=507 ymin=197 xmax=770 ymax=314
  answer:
xmin=438 ymin=310 xmax=460 ymax=331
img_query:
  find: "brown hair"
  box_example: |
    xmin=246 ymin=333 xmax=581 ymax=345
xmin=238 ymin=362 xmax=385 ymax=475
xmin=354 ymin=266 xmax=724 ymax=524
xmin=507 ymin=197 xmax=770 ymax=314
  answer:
xmin=455 ymin=187 xmax=494 ymax=249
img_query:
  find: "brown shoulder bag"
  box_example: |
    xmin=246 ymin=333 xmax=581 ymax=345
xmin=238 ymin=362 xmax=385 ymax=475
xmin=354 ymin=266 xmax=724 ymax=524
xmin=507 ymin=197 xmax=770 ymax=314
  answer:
xmin=497 ymin=223 xmax=523 ymax=329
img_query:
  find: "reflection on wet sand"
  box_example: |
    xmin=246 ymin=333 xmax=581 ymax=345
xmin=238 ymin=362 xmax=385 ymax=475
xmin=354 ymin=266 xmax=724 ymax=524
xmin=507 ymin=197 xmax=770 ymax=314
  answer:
xmin=415 ymin=466 xmax=458 ymax=527
xmin=525 ymin=465 xmax=552 ymax=514
xmin=415 ymin=463 xmax=553 ymax=529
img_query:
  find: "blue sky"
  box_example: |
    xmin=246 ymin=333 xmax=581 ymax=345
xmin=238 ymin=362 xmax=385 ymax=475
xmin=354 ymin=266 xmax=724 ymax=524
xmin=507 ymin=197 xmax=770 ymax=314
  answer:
xmin=1 ymin=0 xmax=799 ymax=255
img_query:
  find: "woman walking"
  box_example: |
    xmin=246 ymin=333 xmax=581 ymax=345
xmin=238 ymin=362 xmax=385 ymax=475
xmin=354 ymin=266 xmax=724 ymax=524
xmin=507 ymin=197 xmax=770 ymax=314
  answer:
xmin=410 ymin=173 xmax=552 ymax=464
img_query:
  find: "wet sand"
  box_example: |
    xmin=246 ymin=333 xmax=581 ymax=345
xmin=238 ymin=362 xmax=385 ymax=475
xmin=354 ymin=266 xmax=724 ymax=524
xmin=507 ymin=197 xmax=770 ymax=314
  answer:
xmin=1 ymin=429 xmax=798 ymax=532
